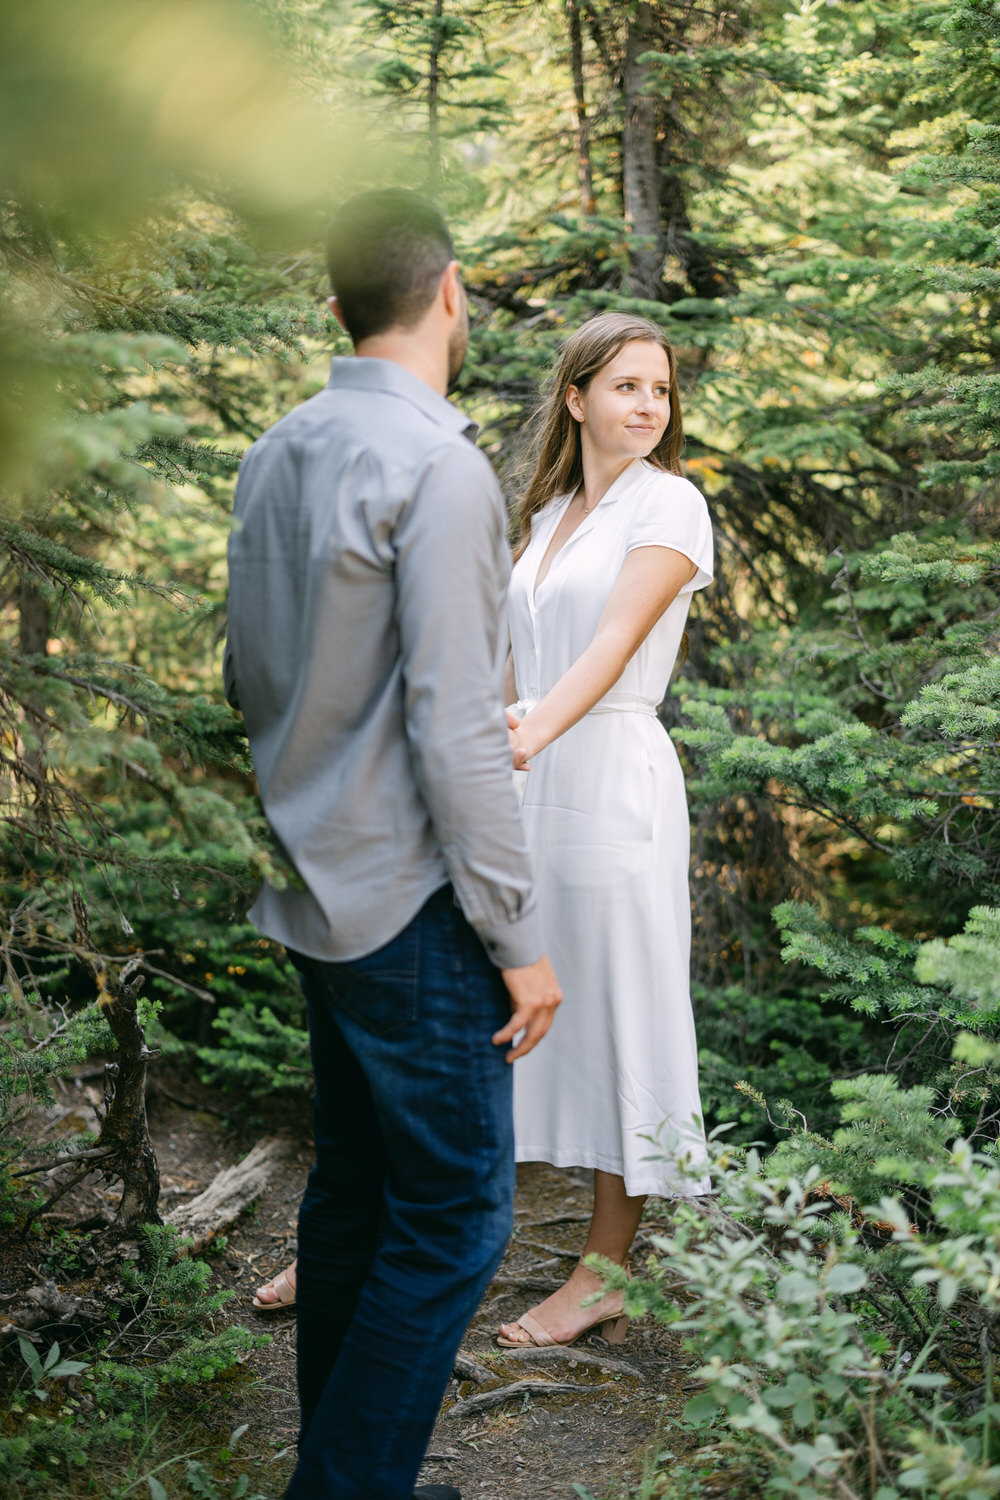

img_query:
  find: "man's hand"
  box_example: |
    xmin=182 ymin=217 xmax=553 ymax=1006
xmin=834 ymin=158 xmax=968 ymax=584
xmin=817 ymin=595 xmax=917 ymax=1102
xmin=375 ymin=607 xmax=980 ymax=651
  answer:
xmin=494 ymin=955 xmax=562 ymax=1062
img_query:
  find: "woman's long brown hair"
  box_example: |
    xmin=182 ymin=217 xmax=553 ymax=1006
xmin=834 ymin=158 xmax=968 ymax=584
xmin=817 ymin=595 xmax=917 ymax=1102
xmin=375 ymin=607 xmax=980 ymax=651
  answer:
xmin=513 ymin=312 xmax=685 ymax=557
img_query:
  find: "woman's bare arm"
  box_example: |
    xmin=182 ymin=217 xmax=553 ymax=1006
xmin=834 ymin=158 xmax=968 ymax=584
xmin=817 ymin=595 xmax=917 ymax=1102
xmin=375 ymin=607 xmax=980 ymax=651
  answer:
xmin=511 ymin=546 xmax=696 ymax=766
xmin=503 ymin=648 xmax=517 ymax=708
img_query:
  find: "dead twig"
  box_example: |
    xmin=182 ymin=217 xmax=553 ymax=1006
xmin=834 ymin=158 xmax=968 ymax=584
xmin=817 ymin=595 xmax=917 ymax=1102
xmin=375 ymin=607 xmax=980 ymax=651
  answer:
xmin=448 ymin=1377 xmax=615 ymax=1417
xmin=498 ymin=1344 xmax=643 ymax=1378
xmin=453 ymin=1351 xmax=495 ymax=1384
xmin=489 ymin=1275 xmax=563 ymax=1293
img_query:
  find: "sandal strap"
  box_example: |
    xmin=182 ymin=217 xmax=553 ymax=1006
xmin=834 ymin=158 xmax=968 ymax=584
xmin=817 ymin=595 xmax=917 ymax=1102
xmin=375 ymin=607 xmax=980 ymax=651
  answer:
xmin=516 ymin=1311 xmax=556 ymax=1346
xmin=263 ymin=1268 xmax=296 ymax=1305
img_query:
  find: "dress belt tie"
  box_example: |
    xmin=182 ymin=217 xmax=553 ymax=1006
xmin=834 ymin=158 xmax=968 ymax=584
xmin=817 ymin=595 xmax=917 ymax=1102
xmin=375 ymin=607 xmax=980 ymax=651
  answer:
xmin=511 ymin=696 xmax=657 ymax=718
xmin=587 ymin=700 xmax=657 ymax=716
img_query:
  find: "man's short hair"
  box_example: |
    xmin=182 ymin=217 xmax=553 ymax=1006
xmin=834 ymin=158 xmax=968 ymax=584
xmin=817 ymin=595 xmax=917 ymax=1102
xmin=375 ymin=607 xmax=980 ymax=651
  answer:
xmin=325 ymin=189 xmax=455 ymax=345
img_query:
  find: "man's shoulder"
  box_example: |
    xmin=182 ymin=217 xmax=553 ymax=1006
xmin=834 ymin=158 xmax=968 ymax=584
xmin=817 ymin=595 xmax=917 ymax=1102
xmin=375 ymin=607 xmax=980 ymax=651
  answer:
xmin=244 ymin=383 xmax=488 ymax=484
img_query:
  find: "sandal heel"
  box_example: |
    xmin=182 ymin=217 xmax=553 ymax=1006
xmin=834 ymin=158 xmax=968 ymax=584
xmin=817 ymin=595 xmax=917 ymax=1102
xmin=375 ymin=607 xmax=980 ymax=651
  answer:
xmin=600 ymin=1314 xmax=628 ymax=1344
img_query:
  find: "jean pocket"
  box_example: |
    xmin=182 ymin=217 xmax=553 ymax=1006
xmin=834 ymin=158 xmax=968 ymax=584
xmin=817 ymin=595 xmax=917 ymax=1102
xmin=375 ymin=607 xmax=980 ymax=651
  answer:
xmin=326 ymin=920 xmax=421 ymax=1037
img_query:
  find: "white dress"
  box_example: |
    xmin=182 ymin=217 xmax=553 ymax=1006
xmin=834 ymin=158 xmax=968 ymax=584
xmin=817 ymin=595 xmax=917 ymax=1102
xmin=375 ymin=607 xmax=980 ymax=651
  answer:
xmin=508 ymin=458 xmax=713 ymax=1198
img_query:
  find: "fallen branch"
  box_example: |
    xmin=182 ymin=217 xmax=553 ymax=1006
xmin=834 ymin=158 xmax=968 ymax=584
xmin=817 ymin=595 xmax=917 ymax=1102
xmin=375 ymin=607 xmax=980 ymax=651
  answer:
xmin=165 ymin=1136 xmax=299 ymax=1255
xmin=513 ymin=1238 xmax=579 ymax=1259
xmin=514 ymin=1211 xmax=591 ymax=1225
xmin=448 ymin=1377 xmax=614 ymax=1417
xmin=498 ymin=1344 xmax=643 ymax=1378
xmin=0 ymin=1280 xmax=109 ymax=1342
xmin=489 ymin=1274 xmax=563 ymax=1293
xmin=11 ymin=1146 xmax=114 ymax=1177
xmin=453 ymin=1351 xmax=495 ymax=1384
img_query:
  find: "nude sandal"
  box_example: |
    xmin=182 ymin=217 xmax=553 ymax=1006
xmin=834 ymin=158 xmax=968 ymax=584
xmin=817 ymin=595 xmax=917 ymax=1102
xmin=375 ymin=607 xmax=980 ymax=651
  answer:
xmin=497 ymin=1304 xmax=627 ymax=1348
xmin=252 ymin=1260 xmax=297 ymax=1312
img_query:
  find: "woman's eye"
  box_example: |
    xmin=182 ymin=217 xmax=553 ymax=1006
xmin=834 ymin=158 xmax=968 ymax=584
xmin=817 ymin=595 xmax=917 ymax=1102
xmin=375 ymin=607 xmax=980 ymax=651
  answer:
xmin=618 ymin=382 xmax=634 ymax=390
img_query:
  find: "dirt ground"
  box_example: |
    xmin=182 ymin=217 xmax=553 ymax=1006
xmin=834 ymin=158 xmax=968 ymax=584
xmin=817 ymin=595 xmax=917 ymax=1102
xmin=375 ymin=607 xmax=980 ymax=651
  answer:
xmin=6 ymin=1071 xmax=699 ymax=1499
xmin=173 ymin=1101 xmax=695 ymax=1499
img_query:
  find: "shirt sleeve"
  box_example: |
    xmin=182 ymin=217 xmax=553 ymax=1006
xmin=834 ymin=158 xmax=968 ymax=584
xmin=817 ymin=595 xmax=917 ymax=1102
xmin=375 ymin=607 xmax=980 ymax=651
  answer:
xmin=625 ymin=472 xmax=714 ymax=595
xmin=392 ymin=437 xmax=544 ymax=970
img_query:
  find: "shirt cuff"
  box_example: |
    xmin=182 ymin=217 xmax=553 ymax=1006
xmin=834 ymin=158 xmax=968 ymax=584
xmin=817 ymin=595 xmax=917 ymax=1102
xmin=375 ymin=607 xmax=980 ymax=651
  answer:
xmin=476 ymin=903 xmax=545 ymax=970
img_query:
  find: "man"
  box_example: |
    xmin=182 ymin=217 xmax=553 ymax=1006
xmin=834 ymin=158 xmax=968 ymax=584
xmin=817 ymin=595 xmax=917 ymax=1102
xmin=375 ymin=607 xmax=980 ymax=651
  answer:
xmin=224 ymin=189 xmax=561 ymax=1500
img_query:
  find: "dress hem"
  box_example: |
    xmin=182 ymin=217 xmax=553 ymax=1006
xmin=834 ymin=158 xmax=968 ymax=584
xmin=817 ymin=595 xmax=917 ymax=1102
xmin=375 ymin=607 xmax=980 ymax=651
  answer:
xmin=515 ymin=1146 xmax=712 ymax=1200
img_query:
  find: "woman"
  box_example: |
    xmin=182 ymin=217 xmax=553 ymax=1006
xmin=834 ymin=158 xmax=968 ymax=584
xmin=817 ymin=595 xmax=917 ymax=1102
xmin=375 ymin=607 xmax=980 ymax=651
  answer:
xmin=497 ymin=311 xmax=712 ymax=1350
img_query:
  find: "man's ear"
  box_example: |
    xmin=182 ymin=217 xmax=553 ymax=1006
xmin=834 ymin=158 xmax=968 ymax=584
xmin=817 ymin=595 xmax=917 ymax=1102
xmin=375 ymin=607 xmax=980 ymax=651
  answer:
xmin=328 ymin=295 xmax=349 ymax=332
xmin=440 ymin=260 xmax=463 ymax=317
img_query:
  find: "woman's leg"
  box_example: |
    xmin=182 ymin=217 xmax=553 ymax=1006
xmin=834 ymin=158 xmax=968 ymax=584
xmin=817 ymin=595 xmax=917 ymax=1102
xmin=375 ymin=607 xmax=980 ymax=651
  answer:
xmin=498 ymin=1169 xmax=645 ymax=1345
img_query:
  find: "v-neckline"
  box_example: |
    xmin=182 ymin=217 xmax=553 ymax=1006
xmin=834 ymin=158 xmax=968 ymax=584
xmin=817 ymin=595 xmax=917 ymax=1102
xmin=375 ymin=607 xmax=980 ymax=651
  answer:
xmin=532 ymin=492 xmax=585 ymax=600
xmin=530 ymin=460 xmax=639 ymax=602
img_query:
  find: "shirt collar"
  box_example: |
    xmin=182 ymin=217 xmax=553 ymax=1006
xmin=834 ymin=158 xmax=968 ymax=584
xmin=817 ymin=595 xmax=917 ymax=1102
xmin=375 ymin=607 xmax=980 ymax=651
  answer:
xmin=326 ymin=356 xmax=479 ymax=441
xmin=596 ymin=458 xmax=646 ymax=506
xmin=540 ymin=458 xmax=646 ymax=524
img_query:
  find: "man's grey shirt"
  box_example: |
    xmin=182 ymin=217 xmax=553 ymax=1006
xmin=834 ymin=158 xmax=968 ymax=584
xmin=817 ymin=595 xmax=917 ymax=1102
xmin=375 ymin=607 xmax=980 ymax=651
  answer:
xmin=224 ymin=356 xmax=542 ymax=970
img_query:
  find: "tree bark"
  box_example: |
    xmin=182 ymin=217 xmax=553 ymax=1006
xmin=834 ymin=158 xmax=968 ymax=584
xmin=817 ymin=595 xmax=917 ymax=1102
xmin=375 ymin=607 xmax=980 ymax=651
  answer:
xmin=166 ymin=1137 xmax=299 ymax=1254
xmin=72 ymin=895 xmax=162 ymax=1237
xmin=581 ymin=0 xmax=616 ymax=82
xmin=566 ymin=0 xmax=597 ymax=216
xmin=622 ymin=2 xmax=738 ymax=302
xmin=18 ymin=577 xmax=49 ymax=778
xmin=657 ymin=97 xmax=739 ymax=300
xmin=622 ymin=3 xmax=665 ymax=297
xmin=427 ymin=0 xmax=445 ymax=189
xmin=18 ymin=578 xmax=48 ymax=657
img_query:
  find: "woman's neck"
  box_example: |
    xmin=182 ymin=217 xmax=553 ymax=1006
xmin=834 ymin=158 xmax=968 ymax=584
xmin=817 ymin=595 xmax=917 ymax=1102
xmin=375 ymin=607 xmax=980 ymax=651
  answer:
xmin=579 ymin=447 xmax=636 ymax=511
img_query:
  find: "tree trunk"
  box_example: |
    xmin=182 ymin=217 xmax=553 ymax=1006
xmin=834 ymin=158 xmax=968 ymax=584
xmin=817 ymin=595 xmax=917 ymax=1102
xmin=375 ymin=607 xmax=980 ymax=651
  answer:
xmin=566 ymin=0 xmax=597 ymax=216
xmin=657 ymin=96 xmax=739 ymax=300
xmin=18 ymin=577 xmax=49 ymax=779
xmin=18 ymin=578 xmax=48 ymax=657
xmin=72 ymin=895 xmax=162 ymax=1237
xmin=581 ymin=0 xmax=616 ymax=81
xmin=622 ymin=2 xmax=738 ymax=303
xmin=428 ymin=0 xmax=445 ymax=189
xmin=622 ymin=3 xmax=665 ymax=297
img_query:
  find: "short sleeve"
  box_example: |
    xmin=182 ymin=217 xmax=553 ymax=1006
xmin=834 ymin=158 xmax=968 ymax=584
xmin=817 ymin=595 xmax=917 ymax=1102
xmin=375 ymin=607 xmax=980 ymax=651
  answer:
xmin=625 ymin=471 xmax=714 ymax=595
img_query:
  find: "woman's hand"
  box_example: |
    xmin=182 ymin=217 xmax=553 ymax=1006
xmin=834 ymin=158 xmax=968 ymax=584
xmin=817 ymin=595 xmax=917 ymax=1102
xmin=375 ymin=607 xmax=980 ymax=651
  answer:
xmin=506 ymin=706 xmax=531 ymax=770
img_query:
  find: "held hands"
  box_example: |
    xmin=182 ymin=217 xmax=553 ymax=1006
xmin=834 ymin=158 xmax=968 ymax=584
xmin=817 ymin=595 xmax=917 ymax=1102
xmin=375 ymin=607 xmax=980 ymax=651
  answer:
xmin=506 ymin=706 xmax=531 ymax=771
xmin=495 ymin=955 xmax=562 ymax=1062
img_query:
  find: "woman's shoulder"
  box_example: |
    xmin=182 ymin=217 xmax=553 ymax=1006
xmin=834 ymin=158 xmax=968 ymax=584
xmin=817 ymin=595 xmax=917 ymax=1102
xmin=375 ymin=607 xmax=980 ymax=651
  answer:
xmin=626 ymin=463 xmax=710 ymax=523
xmin=634 ymin=462 xmax=707 ymax=507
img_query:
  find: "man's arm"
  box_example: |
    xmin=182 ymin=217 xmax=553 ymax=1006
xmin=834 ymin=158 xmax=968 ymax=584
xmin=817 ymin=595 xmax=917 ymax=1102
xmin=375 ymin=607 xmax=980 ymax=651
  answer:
xmin=393 ymin=439 xmax=560 ymax=1053
xmin=394 ymin=439 xmax=542 ymax=966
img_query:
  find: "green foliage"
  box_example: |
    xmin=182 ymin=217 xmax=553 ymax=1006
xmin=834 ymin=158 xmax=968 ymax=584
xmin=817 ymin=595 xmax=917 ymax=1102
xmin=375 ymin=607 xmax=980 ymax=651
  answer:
xmin=16 ymin=1338 xmax=89 ymax=1401
xmin=0 ymin=1226 xmax=268 ymax=1500
xmin=3 ymin=0 xmax=1000 ymax=1493
xmin=695 ymin=982 xmax=871 ymax=1143
xmin=0 ymin=987 xmax=114 ymax=1198
xmin=626 ymin=1111 xmax=1000 ymax=1499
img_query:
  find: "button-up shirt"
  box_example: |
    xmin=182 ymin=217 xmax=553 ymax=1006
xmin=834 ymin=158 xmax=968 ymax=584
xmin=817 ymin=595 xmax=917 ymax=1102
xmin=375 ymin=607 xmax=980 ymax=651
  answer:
xmin=224 ymin=356 xmax=542 ymax=970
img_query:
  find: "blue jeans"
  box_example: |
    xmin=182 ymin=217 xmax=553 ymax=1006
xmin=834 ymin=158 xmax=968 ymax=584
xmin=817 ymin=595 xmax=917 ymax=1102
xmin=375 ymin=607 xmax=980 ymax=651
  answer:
xmin=282 ymin=885 xmax=515 ymax=1500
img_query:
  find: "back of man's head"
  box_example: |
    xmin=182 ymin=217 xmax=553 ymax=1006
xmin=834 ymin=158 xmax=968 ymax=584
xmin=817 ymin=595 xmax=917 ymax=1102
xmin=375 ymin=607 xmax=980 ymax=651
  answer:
xmin=325 ymin=189 xmax=455 ymax=346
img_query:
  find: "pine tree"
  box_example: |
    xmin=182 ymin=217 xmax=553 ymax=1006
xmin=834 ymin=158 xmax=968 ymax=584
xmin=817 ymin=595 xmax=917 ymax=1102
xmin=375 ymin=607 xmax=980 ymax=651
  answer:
xmin=0 ymin=0 xmax=341 ymax=1235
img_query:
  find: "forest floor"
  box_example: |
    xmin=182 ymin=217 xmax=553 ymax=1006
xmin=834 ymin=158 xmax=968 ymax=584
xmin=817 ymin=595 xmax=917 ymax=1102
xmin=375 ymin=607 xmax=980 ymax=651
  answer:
xmin=2 ymin=1070 xmax=726 ymax=1499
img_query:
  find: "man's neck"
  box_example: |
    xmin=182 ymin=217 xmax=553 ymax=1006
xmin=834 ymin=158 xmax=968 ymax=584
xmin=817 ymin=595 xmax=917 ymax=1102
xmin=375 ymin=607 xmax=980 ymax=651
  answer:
xmin=352 ymin=330 xmax=449 ymax=397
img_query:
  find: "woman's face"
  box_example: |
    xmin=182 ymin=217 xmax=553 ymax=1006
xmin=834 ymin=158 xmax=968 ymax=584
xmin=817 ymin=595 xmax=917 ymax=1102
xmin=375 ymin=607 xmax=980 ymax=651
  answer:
xmin=566 ymin=339 xmax=672 ymax=464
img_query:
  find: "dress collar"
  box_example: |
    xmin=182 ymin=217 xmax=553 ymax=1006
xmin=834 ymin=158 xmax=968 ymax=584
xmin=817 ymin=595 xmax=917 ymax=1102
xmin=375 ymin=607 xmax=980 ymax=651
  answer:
xmin=538 ymin=457 xmax=647 ymax=526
